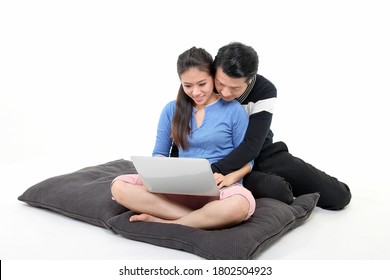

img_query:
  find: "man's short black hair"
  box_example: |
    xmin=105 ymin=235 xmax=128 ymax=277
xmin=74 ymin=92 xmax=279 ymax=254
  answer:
xmin=213 ymin=42 xmax=259 ymax=82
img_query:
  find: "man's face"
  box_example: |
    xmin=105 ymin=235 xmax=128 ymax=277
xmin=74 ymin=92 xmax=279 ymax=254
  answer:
xmin=214 ymin=67 xmax=249 ymax=101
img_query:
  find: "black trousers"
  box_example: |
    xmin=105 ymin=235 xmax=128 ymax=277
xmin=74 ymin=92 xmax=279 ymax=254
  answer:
xmin=244 ymin=141 xmax=352 ymax=210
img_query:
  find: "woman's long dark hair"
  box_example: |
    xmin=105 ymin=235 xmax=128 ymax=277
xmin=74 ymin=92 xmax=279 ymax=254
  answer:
xmin=171 ymin=47 xmax=214 ymax=149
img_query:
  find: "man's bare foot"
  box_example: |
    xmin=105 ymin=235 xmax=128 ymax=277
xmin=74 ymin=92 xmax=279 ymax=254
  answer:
xmin=130 ymin=213 xmax=174 ymax=224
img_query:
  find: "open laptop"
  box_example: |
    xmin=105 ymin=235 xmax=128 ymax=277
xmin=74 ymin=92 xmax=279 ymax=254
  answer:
xmin=131 ymin=156 xmax=220 ymax=196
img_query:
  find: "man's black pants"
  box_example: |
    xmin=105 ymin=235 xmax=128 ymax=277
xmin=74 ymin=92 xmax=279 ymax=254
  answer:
xmin=244 ymin=141 xmax=352 ymax=210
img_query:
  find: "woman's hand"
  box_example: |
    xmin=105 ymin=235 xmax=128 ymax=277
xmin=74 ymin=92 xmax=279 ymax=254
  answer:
xmin=213 ymin=163 xmax=251 ymax=189
xmin=213 ymin=173 xmax=235 ymax=188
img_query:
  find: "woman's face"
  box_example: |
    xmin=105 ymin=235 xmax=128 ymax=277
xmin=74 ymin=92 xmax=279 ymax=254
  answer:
xmin=180 ymin=68 xmax=215 ymax=107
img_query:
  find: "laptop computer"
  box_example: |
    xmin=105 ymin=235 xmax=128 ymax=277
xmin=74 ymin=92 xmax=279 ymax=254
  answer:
xmin=131 ymin=156 xmax=220 ymax=196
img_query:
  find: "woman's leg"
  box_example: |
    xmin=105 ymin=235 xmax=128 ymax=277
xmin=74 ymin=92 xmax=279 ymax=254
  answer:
xmin=111 ymin=179 xmax=193 ymax=220
xmin=132 ymin=184 xmax=256 ymax=230
xmin=131 ymin=194 xmax=250 ymax=230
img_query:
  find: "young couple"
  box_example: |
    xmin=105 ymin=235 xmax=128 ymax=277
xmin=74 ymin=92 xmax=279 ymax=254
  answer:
xmin=111 ymin=42 xmax=352 ymax=230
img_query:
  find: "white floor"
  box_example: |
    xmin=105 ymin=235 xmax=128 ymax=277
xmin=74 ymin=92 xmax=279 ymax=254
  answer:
xmin=1 ymin=152 xmax=389 ymax=260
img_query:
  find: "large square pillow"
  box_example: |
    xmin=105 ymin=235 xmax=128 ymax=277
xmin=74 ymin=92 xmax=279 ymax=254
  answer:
xmin=18 ymin=159 xmax=136 ymax=228
xmin=107 ymin=193 xmax=319 ymax=259
xmin=18 ymin=159 xmax=319 ymax=259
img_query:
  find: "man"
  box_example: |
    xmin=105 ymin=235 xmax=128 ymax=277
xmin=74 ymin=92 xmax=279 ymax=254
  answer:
xmin=210 ymin=42 xmax=351 ymax=210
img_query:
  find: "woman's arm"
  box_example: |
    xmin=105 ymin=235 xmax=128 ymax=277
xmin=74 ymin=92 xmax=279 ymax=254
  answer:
xmin=214 ymin=163 xmax=252 ymax=188
xmin=212 ymin=99 xmax=253 ymax=187
xmin=152 ymin=101 xmax=176 ymax=157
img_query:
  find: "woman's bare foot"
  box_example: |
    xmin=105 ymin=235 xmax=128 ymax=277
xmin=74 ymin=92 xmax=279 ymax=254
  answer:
xmin=130 ymin=213 xmax=175 ymax=224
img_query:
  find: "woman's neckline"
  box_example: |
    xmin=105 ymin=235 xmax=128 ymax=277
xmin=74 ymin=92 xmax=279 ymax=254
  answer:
xmin=193 ymin=94 xmax=220 ymax=111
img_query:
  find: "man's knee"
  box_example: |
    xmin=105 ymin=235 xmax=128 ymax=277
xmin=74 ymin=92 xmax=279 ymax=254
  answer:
xmin=244 ymin=172 xmax=294 ymax=204
xmin=318 ymin=183 xmax=352 ymax=210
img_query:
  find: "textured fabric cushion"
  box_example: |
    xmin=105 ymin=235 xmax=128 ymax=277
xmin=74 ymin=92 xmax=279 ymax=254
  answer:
xmin=107 ymin=193 xmax=319 ymax=259
xmin=18 ymin=159 xmax=319 ymax=259
xmin=18 ymin=159 xmax=136 ymax=228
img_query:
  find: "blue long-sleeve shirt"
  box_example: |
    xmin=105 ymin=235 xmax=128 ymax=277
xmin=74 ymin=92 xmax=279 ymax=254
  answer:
xmin=211 ymin=74 xmax=276 ymax=174
xmin=153 ymin=98 xmax=252 ymax=168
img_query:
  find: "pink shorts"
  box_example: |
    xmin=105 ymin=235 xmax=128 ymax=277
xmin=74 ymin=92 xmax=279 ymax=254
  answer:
xmin=112 ymin=174 xmax=256 ymax=220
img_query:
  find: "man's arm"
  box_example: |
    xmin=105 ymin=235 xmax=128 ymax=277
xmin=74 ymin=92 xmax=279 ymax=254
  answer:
xmin=211 ymin=111 xmax=272 ymax=174
xmin=211 ymin=75 xmax=277 ymax=175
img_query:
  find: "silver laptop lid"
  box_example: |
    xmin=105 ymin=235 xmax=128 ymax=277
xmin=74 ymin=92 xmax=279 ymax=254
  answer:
xmin=131 ymin=156 xmax=219 ymax=196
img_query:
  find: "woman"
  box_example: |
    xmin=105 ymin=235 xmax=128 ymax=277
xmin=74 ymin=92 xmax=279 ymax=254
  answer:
xmin=111 ymin=47 xmax=255 ymax=230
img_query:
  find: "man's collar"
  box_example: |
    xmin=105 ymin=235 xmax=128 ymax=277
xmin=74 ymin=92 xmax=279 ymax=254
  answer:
xmin=236 ymin=75 xmax=256 ymax=104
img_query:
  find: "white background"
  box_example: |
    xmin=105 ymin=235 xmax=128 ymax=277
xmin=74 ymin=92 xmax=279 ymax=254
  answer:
xmin=1 ymin=0 xmax=390 ymax=270
xmin=1 ymin=0 xmax=389 ymax=201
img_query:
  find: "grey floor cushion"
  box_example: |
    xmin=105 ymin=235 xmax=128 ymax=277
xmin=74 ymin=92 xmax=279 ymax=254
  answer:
xmin=18 ymin=159 xmax=319 ymax=259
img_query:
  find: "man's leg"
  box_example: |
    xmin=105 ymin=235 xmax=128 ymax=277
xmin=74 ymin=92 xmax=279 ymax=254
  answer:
xmin=258 ymin=142 xmax=352 ymax=210
xmin=243 ymin=171 xmax=294 ymax=204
